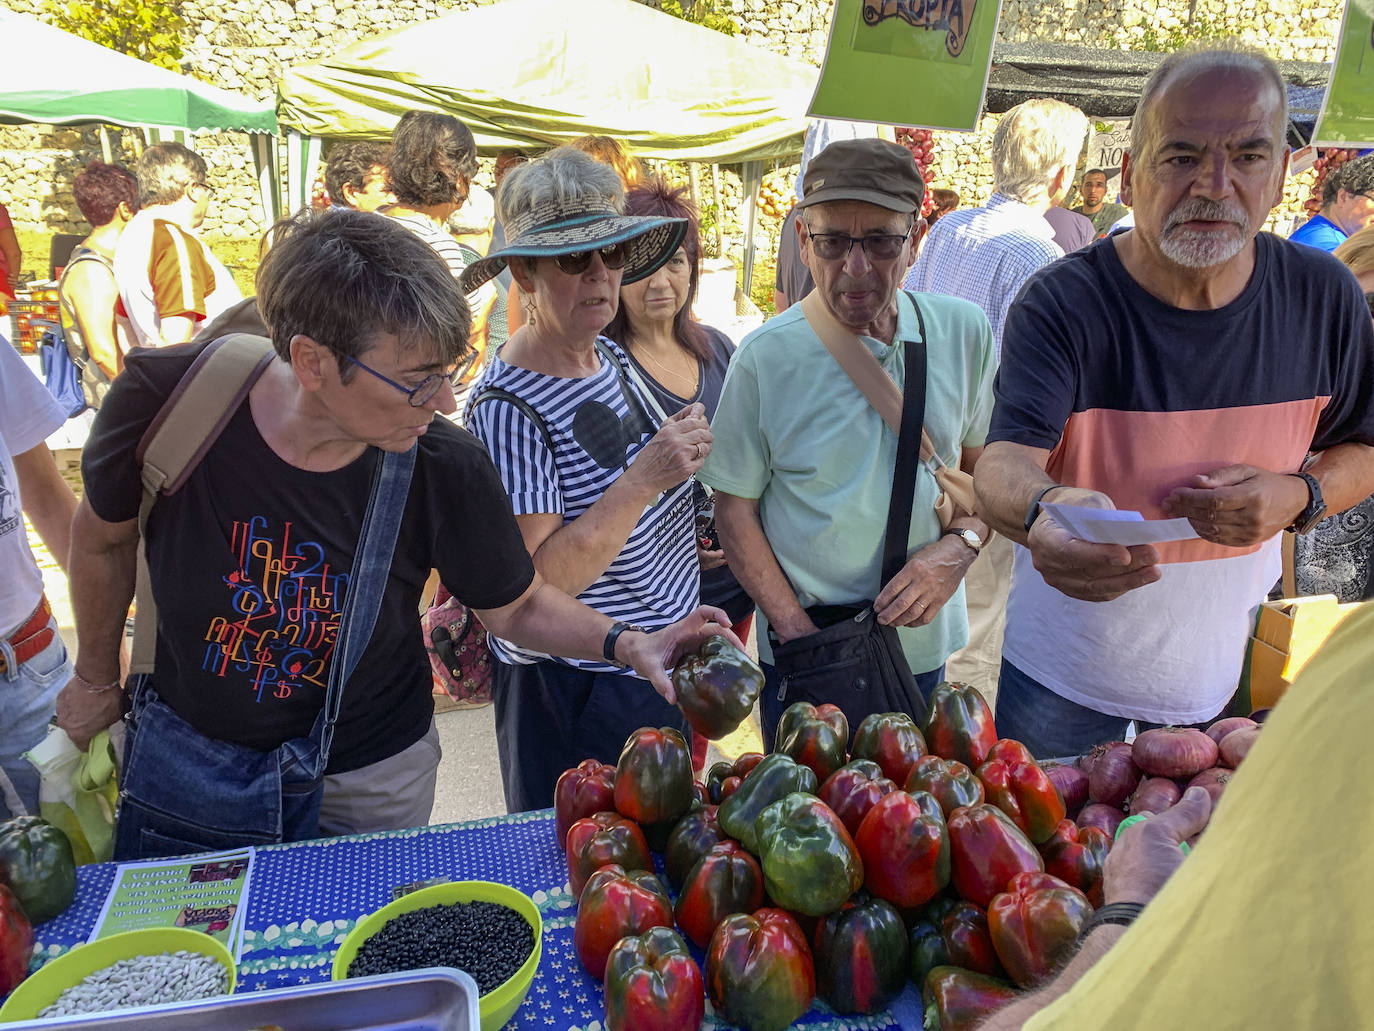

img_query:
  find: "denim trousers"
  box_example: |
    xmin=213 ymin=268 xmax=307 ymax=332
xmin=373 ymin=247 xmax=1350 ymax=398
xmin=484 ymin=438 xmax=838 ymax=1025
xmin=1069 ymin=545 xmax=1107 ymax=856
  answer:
xmin=994 ymin=659 xmax=1213 ymax=760
xmin=0 ymin=617 xmax=70 ymax=820
xmin=758 ymin=661 xmax=945 ymax=752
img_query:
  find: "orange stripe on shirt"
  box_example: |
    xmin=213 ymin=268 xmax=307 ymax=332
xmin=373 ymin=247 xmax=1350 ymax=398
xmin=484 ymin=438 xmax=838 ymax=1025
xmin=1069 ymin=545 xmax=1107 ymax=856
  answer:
xmin=1048 ymin=399 xmax=1326 ymax=563
xmin=148 ymin=219 xmax=212 ymax=320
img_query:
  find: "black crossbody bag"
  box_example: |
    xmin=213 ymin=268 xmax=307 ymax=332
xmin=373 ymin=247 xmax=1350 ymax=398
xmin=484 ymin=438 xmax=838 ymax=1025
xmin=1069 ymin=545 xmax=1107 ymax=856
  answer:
xmin=766 ymin=336 xmax=929 ymax=733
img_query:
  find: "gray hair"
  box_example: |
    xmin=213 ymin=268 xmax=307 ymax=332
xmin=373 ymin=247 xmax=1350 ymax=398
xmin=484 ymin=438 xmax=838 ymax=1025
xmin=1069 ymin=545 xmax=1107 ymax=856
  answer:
xmin=134 ymin=142 xmax=207 ymax=208
xmin=496 ymin=146 xmax=624 ymax=231
xmin=992 ymin=99 xmax=1089 ymax=202
xmin=1131 ymin=42 xmax=1288 ymax=165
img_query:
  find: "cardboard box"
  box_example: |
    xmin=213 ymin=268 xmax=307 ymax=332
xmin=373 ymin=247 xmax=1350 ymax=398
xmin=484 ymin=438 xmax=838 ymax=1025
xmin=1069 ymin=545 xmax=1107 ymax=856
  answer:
xmin=1247 ymin=594 xmax=1362 ymax=708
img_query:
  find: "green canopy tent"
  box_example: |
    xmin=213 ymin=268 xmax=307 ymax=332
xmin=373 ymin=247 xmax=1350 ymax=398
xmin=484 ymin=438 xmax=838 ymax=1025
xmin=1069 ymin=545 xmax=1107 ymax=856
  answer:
xmin=0 ymin=11 xmax=280 ymax=223
xmin=276 ymin=0 xmax=819 ymax=286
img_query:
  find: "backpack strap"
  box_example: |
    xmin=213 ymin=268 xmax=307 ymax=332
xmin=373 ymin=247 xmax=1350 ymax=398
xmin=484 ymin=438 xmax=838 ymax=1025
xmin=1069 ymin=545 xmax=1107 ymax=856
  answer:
xmin=467 ymin=387 xmax=557 ymax=455
xmin=56 ymin=249 xmax=115 ymax=367
xmin=129 ymin=334 xmax=277 ymax=674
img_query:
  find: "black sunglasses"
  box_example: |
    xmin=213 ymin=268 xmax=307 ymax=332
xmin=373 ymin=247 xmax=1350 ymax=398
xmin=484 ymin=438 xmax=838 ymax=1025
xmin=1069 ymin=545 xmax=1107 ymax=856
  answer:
xmin=554 ymin=242 xmax=629 ymax=275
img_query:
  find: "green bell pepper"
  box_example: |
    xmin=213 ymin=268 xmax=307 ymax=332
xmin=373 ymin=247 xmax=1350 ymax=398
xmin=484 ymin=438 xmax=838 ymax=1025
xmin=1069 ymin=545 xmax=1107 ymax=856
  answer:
xmin=717 ymin=753 xmax=818 ymax=854
xmin=755 ymin=792 xmax=863 ymax=917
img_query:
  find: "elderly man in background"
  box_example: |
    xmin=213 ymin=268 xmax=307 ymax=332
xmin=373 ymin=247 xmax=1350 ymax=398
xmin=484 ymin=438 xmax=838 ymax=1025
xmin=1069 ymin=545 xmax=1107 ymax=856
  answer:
xmin=323 ymin=141 xmax=395 ymax=213
xmin=703 ymin=138 xmax=996 ymax=745
xmin=1287 ymin=152 xmax=1374 ymax=253
xmin=903 ymin=98 xmax=1088 ymax=708
xmin=974 ymin=43 xmax=1374 ymax=759
xmin=1072 ymin=167 xmax=1130 ymax=237
xmin=112 ymin=142 xmax=242 ymax=348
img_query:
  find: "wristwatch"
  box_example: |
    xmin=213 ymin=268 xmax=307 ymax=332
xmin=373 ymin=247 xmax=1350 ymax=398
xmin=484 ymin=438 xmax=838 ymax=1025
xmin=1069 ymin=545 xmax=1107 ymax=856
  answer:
xmin=943 ymin=527 xmax=983 ymax=556
xmin=602 ymin=621 xmax=646 ymax=666
xmin=1023 ymin=483 xmax=1064 ymax=532
xmin=1289 ymin=472 xmax=1327 ymax=534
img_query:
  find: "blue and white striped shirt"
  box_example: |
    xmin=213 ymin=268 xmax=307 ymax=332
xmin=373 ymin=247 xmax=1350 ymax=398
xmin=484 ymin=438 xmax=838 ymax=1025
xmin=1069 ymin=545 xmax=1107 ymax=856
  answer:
xmin=466 ymin=338 xmax=700 ymax=671
xmin=904 ymin=193 xmax=1062 ymax=356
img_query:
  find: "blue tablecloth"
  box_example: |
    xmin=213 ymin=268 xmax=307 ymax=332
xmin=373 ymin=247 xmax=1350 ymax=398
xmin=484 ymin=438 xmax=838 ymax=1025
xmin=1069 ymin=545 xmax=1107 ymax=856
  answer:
xmin=31 ymin=810 xmax=921 ymax=1030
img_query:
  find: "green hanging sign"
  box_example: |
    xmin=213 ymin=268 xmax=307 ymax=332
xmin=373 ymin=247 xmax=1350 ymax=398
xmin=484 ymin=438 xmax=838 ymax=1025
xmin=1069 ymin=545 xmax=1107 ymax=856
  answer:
xmin=1313 ymin=0 xmax=1374 ymax=146
xmin=807 ymin=0 xmax=1003 ymax=131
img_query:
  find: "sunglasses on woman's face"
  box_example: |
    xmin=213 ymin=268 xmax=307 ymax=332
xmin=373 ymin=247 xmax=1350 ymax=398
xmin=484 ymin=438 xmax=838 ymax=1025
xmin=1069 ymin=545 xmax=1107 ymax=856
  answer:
xmin=554 ymin=242 xmax=629 ymax=275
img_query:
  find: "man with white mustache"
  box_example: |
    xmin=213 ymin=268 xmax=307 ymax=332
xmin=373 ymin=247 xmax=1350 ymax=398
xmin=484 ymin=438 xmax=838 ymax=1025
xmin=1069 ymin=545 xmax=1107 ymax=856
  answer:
xmin=970 ymin=43 xmax=1374 ymax=758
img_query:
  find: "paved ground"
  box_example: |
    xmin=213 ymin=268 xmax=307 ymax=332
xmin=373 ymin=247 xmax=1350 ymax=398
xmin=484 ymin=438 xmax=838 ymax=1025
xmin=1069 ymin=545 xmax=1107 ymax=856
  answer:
xmin=32 ymin=449 xmax=763 ymax=825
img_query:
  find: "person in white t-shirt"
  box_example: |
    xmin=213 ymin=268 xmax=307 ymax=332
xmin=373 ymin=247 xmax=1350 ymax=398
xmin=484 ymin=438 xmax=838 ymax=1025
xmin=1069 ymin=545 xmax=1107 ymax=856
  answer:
xmin=113 ymin=142 xmax=242 ymax=348
xmin=0 ymin=336 xmax=78 ymax=817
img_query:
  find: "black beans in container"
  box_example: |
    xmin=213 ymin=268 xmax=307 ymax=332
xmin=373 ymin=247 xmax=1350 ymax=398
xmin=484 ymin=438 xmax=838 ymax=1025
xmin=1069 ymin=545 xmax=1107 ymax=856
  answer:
xmin=347 ymin=900 xmax=535 ymax=995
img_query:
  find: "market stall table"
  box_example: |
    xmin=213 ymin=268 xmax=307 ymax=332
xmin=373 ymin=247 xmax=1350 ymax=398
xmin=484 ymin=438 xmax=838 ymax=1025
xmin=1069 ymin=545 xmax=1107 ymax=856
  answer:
xmin=26 ymin=810 xmax=922 ymax=1030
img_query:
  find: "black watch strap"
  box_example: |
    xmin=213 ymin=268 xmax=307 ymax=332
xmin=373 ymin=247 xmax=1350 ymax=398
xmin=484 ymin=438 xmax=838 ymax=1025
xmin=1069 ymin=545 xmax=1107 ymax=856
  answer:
xmin=1077 ymin=901 xmax=1147 ymax=942
xmin=602 ymin=621 xmax=643 ymax=666
xmin=1289 ymin=471 xmax=1326 ymax=534
xmin=1024 ymin=483 xmax=1063 ymax=533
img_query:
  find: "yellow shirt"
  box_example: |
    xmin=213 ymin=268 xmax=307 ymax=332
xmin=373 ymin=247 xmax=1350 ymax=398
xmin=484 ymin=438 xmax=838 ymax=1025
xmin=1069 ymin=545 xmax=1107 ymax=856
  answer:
xmin=1026 ymin=601 xmax=1374 ymax=1030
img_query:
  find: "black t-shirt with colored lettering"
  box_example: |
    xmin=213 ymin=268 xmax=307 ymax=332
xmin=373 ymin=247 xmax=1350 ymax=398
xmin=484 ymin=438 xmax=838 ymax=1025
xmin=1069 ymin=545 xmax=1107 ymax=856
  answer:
xmin=83 ymin=342 xmax=535 ymax=773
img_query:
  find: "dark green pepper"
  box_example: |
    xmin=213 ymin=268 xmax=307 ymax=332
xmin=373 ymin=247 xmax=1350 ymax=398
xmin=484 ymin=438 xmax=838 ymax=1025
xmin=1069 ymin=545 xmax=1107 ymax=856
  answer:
xmin=663 ymin=805 xmax=726 ymax=892
xmin=813 ymin=890 xmax=909 ymax=1014
xmin=923 ymin=965 xmax=1019 ymax=1031
xmin=775 ymin=702 xmax=850 ymax=784
xmin=0 ymin=816 xmax=76 ymax=925
xmin=717 ymin=753 xmax=818 ymax=854
xmin=908 ymin=918 xmax=950 ymax=987
xmin=673 ymin=636 xmax=764 ymax=740
xmin=754 ymin=792 xmax=863 ymax=917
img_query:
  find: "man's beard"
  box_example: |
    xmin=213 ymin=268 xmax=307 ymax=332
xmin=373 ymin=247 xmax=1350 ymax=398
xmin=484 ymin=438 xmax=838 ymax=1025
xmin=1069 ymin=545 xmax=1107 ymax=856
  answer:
xmin=1159 ymin=197 xmax=1252 ymax=268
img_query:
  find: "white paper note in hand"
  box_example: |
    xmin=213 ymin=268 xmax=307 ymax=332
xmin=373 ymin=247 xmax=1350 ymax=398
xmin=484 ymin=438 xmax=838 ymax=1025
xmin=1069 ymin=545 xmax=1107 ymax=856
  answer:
xmin=1040 ymin=502 xmax=1201 ymax=546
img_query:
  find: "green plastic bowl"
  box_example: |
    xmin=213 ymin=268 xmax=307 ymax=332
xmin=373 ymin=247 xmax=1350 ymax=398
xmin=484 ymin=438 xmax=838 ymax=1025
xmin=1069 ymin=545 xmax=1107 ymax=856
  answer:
xmin=332 ymin=879 xmax=542 ymax=1031
xmin=0 ymin=927 xmax=237 ymax=1022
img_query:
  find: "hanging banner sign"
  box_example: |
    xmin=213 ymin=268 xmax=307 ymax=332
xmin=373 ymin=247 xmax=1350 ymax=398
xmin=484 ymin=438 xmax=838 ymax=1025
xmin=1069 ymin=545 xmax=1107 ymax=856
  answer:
xmin=807 ymin=0 xmax=1004 ymax=131
xmin=1313 ymin=0 xmax=1374 ymax=146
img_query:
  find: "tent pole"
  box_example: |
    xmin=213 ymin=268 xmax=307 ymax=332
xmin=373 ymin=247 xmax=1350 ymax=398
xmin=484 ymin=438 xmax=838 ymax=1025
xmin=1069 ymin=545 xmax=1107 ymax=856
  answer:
xmin=709 ymin=163 xmax=724 ymax=256
xmin=741 ymin=160 xmax=762 ymax=306
xmin=97 ymin=125 xmax=112 ymax=164
xmin=687 ymin=162 xmax=701 ymax=215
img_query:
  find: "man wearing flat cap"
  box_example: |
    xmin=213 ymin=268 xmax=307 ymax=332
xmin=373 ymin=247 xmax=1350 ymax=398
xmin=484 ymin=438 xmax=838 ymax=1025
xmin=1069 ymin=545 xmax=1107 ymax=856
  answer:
xmin=701 ymin=138 xmax=996 ymax=743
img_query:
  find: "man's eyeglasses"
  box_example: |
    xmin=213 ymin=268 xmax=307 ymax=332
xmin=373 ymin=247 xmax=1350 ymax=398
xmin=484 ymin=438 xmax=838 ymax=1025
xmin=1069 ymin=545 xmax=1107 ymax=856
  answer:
xmin=804 ymin=225 xmax=912 ymax=262
xmin=554 ymin=243 xmax=629 ymax=275
xmin=342 ymin=353 xmax=469 ymax=407
xmin=191 ymin=181 xmax=215 ymax=197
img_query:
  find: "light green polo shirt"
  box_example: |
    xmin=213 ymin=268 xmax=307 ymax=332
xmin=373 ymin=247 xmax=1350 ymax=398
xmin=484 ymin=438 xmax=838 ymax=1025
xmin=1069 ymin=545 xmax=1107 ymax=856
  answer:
xmin=700 ymin=291 xmax=997 ymax=673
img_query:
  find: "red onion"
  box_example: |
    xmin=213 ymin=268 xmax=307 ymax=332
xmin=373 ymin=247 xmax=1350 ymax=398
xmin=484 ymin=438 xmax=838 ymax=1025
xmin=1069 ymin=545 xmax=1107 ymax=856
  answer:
xmin=1219 ymin=725 xmax=1261 ymax=768
xmin=1204 ymin=717 xmax=1258 ymax=747
xmin=1249 ymin=708 xmax=1272 ymax=724
xmin=1077 ymin=740 xmax=1127 ymax=777
xmin=1128 ymin=777 xmax=1182 ymax=815
xmin=1188 ymin=767 xmax=1233 ymax=806
xmin=1131 ymin=727 xmax=1218 ymax=779
xmin=1087 ymin=744 xmax=1140 ymax=808
xmin=1041 ymin=762 xmax=1089 ymax=818
xmin=1077 ymin=802 xmax=1126 ymax=838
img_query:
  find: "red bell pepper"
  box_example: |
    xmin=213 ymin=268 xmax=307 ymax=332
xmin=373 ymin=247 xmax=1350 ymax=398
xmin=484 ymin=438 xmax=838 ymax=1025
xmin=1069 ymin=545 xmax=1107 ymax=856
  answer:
xmin=566 ymin=811 xmax=653 ymax=899
xmin=775 ymin=702 xmax=850 ymax=784
xmin=976 ymin=758 xmax=1067 ymax=845
xmin=574 ymin=865 xmax=674 ymax=980
xmin=705 ymin=907 xmax=815 ymax=1031
xmin=904 ymin=755 xmax=985 ymax=817
xmin=614 ymin=727 xmax=695 ymax=827
xmin=673 ymin=635 xmax=764 ymax=740
xmin=675 ymin=839 xmax=765 ymax=949
xmin=755 ymin=792 xmax=865 ymax=917
xmin=818 ymin=759 xmax=898 ymax=837
xmin=987 ymin=871 xmax=1095 ymax=987
xmin=554 ymin=759 xmax=617 ymax=847
xmin=813 ymin=891 xmax=909 ymax=1015
xmin=663 ymin=804 xmax=726 ymax=892
xmin=603 ymin=925 xmax=704 ymax=1031
xmin=705 ymin=752 xmax=765 ymax=805
xmin=850 ymin=711 xmax=928 ymax=785
xmin=947 ymin=803 xmax=1045 ymax=908
xmin=941 ymin=901 xmax=1003 ymax=977
xmin=923 ymin=966 xmax=1020 ymax=1031
xmin=923 ymin=682 xmax=998 ymax=770
xmin=1038 ymin=819 xmax=1111 ymax=907
xmin=854 ymin=789 xmax=949 ymax=910
xmin=986 ymin=738 xmax=1036 ymax=766
xmin=0 ymin=882 xmax=32 ymax=996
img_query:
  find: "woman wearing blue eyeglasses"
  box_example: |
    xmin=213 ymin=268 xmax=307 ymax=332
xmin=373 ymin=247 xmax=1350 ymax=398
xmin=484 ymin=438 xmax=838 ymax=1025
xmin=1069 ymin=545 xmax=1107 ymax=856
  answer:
xmin=461 ymin=147 xmax=729 ymax=813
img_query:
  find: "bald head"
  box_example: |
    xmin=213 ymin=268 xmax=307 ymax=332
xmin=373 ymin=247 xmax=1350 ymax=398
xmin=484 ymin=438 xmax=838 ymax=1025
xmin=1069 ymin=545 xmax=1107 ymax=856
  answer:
xmin=1131 ymin=44 xmax=1287 ymax=166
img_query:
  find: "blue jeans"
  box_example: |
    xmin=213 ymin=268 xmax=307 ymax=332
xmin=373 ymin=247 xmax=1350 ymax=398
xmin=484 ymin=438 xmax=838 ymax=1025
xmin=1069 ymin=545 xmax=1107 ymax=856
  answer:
xmin=994 ymin=659 xmax=1213 ymax=760
xmin=0 ymin=617 xmax=70 ymax=820
xmin=759 ymin=661 xmax=945 ymax=752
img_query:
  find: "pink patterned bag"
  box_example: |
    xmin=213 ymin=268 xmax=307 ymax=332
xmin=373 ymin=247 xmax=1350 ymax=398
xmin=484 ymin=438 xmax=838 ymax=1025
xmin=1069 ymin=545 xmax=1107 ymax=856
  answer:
xmin=421 ymin=584 xmax=494 ymax=708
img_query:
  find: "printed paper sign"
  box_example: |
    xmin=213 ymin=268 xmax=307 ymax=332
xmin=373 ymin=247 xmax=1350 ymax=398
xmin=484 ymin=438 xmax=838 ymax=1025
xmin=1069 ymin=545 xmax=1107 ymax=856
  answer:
xmin=808 ymin=0 xmax=1004 ymax=131
xmin=1040 ymin=503 xmax=1201 ymax=547
xmin=1313 ymin=0 xmax=1374 ymax=146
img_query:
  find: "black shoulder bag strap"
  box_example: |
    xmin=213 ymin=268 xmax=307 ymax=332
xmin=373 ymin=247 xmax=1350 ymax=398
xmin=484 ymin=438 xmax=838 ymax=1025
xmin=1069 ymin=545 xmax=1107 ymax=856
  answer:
xmin=882 ymin=337 xmax=927 ymax=588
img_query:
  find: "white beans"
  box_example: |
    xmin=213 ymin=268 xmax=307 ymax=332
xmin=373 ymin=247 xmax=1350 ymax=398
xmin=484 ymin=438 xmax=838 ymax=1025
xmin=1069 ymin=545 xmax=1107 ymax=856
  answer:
xmin=38 ymin=950 xmax=229 ymax=1017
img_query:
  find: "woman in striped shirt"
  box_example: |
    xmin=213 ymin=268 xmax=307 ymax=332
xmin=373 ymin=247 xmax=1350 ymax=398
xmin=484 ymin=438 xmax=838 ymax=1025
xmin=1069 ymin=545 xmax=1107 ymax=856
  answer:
xmin=462 ymin=148 xmax=733 ymax=812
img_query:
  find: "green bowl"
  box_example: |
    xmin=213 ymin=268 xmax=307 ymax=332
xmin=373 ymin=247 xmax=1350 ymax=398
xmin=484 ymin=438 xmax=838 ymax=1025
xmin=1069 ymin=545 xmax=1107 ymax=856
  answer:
xmin=332 ymin=879 xmax=542 ymax=1031
xmin=0 ymin=927 xmax=237 ymax=1022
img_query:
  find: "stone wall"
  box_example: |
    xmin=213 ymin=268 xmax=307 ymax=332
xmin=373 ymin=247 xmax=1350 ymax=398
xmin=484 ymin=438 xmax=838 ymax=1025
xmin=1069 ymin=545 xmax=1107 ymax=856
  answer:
xmin=0 ymin=0 xmax=1344 ymax=263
